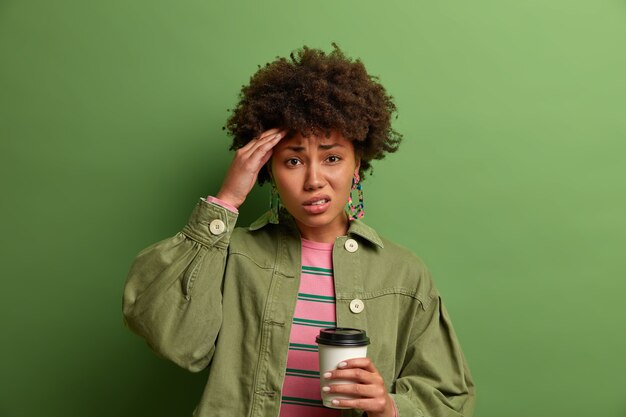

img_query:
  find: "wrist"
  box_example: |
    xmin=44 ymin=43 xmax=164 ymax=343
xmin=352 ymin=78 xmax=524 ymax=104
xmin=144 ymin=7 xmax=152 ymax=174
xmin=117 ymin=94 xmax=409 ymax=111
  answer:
xmin=215 ymin=191 xmax=243 ymax=209
xmin=206 ymin=196 xmax=239 ymax=213
xmin=367 ymin=394 xmax=396 ymax=417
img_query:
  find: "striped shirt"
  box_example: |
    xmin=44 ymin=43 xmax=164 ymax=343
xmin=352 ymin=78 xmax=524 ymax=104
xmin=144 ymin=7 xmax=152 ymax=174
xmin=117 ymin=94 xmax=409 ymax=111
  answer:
xmin=279 ymin=239 xmax=341 ymax=417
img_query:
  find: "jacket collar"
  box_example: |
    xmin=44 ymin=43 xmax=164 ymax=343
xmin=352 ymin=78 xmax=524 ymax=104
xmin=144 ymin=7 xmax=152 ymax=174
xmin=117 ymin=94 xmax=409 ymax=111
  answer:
xmin=248 ymin=210 xmax=384 ymax=248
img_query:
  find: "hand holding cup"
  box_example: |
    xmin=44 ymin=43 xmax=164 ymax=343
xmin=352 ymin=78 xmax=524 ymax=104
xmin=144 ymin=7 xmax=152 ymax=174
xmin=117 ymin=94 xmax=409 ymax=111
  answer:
xmin=316 ymin=328 xmax=394 ymax=417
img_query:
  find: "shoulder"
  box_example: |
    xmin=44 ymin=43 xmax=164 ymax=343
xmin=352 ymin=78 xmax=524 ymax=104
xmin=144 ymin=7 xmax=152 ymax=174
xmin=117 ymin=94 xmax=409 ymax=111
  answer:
xmin=351 ymin=218 xmax=429 ymax=275
xmin=227 ymin=222 xmax=285 ymax=268
xmin=231 ymin=223 xmax=278 ymax=248
xmin=353 ymin=223 xmax=438 ymax=305
xmin=379 ymin=235 xmax=426 ymax=269
xmin=381 ymin=236 xmax=436 ymax=293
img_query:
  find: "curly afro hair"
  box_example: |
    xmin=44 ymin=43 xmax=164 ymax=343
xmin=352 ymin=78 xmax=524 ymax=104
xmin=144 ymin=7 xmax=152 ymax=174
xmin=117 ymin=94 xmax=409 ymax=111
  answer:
xmin=225 ymin=44 xmax=402 ymax=184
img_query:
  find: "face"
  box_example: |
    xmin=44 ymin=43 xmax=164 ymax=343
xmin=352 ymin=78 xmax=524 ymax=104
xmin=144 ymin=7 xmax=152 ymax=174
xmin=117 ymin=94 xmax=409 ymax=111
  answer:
xmin=270 ymin=130 xmax=359 ymax=242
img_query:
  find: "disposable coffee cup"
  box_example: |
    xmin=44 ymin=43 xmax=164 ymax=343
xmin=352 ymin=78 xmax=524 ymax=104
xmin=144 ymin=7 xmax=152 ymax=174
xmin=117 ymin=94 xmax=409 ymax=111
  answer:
xmin=316 ymin=328 xmax=370 ymax=409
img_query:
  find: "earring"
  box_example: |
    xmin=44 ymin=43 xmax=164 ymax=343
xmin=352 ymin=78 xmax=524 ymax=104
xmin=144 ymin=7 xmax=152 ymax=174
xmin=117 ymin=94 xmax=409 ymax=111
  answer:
xmin=269 ymin=180 xmax=283 ymax=224
xmin=347 ymin=173 xmax=364 ymax=220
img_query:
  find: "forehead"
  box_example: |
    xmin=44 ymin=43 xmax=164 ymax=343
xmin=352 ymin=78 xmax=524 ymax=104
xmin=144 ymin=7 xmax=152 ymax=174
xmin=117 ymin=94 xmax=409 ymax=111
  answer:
xmin=275 ymin=130 xmax=354 ymax=151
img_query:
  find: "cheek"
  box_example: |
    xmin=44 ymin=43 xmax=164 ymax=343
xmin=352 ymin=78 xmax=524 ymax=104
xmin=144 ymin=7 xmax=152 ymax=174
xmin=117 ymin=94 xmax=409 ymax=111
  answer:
xmin=338 ymin=178 xmax=354 ymax=199
xmin=273 ymin=173 xmax=299 ymax=202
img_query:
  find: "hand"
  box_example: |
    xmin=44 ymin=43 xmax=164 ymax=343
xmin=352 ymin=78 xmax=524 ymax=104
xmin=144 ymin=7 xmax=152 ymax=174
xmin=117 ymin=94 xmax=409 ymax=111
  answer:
xmin=216 ymin=128 xmax=286 ymax=208
xmin=322 ymin=358 xmax=395 ymax=417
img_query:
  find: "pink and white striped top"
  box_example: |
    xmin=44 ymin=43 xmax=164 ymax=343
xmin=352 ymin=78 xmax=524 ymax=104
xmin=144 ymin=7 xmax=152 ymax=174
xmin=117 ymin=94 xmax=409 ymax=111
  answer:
xmin=279 ymin=238 xmax=341 ymax=417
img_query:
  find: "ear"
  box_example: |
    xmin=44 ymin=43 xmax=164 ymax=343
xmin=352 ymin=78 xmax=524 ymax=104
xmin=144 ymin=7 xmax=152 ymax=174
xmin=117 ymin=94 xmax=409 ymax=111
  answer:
xmin=354 ymin=159 xmax=361 ymax=176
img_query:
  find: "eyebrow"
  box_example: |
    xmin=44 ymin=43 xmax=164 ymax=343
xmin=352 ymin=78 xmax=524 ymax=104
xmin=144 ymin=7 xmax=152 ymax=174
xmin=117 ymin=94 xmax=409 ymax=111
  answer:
xmin=285 ymin=143 xmax=344 ymax=152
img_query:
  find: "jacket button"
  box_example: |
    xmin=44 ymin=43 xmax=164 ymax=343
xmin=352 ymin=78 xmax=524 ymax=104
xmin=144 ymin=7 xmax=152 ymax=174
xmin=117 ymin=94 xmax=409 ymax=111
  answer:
xmin=349 ymin=299 xmax=364 ymax=313
xmin=344 ymin=239 xmax=358 ymax=253
xmin=209 ymin=219 xmax=226 ymax=235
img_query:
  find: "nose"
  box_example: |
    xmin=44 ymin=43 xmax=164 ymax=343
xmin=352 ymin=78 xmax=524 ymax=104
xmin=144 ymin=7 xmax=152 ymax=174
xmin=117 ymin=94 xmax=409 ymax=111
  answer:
xmin=304 ymin=164 xmax=325 ymax=191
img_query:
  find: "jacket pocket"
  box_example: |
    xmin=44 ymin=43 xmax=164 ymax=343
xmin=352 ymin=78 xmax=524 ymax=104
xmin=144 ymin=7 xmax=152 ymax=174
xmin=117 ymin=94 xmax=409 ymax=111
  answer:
xmin=181 ymin=247 xmax=207 ymax=299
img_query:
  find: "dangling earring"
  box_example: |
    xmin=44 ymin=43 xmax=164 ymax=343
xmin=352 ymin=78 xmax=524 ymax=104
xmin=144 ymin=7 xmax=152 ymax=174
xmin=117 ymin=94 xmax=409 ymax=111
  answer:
xmin=269 ymin=180 xmax=283 ymax=224
xmin=347 ymin=172 xmax=364 ymax=220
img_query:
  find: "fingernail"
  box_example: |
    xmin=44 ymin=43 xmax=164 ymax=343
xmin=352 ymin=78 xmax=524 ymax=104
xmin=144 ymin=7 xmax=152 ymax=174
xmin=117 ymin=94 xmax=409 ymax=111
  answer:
xmin=322 ymin=386 xmax=330 ymax=392
xmin=323 ymin=372 xmax=332 ymax=379
xmin=332 ymin=399 xmax=340 ymax=405
xmin=338 ymin=362 xmax=347 ymax=368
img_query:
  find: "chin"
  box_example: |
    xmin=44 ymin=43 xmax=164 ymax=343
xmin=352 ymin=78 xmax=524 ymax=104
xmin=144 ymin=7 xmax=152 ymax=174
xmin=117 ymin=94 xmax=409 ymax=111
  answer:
xmin=295 ymin=211 xmax=345 ymax=229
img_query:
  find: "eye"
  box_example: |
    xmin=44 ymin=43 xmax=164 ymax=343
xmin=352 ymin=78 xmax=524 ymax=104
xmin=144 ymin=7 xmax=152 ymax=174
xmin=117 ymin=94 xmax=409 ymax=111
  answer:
xmin=326 ymin=155 xmax=342 ymax=164
xmin=285 ymin=158 xmax=301 ymax=167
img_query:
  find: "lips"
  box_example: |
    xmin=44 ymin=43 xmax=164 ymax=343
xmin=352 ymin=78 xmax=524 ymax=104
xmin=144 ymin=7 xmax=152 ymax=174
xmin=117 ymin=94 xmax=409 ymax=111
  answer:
xmin=303 ymin=195 xmax=331 ymax=206
xmin=302 ymin=195 xmax=332 ymax=214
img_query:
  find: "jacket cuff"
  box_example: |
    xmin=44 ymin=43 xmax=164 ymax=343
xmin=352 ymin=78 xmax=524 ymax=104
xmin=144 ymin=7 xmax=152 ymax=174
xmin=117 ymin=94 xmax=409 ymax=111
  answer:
xmin=181 ymin=198 xmax=238 ymax=248
xmin=206 ymin=195 xmax=239 ymax=213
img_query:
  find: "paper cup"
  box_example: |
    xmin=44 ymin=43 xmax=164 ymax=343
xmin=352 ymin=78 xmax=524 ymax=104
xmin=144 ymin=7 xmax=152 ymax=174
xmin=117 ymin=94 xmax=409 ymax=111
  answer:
xmin=316 ymin=328 xmax=370 ymax=409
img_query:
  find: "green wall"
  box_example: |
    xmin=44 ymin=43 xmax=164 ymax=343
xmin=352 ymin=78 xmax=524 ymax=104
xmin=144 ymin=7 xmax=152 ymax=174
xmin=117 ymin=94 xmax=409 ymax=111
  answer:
xmin=1 ymin=1 xmax=625 ymax=416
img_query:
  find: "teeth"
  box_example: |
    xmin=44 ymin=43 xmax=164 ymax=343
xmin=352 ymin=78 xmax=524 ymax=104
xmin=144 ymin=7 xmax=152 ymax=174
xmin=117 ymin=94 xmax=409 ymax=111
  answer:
xmin=311 ymin=199 xmax=327 ymax=205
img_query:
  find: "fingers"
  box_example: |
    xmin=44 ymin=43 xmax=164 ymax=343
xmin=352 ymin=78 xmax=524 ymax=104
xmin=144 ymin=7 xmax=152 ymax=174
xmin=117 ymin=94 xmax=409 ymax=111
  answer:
xmin=238 ymin=128 xmax=281 ymax=149
xmin=328 ymin=397 xmax=389 ymax=414
xmin=323 ymin=379 xmax=386 ymax=398
xmin=235 ymin=132 xmax=285 ymax=172
xmin=239 ymin=128 xmax=286 ymax=156
xmin=339 ymin=358 xmax=378 ymax=373
xmin=215 ymin=128 xmax=287 ymax=208
xmin=324 ymin=358 xmax=382 ymax=384
xmin=246 ymin=131 xmax=285 ymax=162
xmin=233 ymin=130 xmax=285 ymax=172
xmin=322 ymin=357 xmax=392 ymax=415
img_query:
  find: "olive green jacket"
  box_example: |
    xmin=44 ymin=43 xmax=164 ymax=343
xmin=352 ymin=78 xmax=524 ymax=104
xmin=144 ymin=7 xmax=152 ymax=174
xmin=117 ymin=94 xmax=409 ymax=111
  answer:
xmin=123 ymin=199 xmax=475 ymax=417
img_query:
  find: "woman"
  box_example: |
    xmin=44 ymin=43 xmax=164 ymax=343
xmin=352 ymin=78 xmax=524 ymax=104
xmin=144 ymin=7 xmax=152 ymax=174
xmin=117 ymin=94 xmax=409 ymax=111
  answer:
xmin=123 ymin=45 xmax=475 ymax=417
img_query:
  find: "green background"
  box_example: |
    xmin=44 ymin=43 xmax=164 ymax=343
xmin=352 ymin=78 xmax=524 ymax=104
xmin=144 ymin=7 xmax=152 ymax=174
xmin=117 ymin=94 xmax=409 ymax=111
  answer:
xmin=1 ymin=0 xmax=625 ymax=416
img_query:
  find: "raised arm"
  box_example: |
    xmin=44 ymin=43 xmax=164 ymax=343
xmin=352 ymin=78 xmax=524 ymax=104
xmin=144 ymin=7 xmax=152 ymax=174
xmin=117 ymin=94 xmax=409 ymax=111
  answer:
xmin=122 ymin=128 xmax=286 ymax=371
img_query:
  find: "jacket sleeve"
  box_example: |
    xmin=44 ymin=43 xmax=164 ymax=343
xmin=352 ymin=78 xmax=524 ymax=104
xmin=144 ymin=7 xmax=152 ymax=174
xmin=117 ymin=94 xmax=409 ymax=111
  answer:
xmin=122 ymin=198 xmax=238 ymax=372
xmin=389 ymin=292 xmax=476 ymax=417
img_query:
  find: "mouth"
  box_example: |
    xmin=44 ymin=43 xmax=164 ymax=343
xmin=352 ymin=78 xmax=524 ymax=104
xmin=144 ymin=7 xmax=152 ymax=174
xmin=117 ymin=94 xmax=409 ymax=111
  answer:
xmin=303 ymin=196 xmax=331 ymax=206
xmin=302 ymin=196 xmax=331 ymax=214
xmin=306 ymin=199 xmax=329 ymax=206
